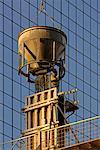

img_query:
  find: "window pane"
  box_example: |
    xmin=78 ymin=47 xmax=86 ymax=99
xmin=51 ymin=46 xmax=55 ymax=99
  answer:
xmin=4 ymin=76 xmax=12 ymax=95
xmin=4 ymin=48 xmax=12 ymax=66
xmin=4 ymin=106 xmax=12 ymax=125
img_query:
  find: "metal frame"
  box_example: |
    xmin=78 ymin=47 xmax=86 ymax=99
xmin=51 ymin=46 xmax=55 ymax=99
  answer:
xmin=1 ymin=116 xmax=100 ymax=150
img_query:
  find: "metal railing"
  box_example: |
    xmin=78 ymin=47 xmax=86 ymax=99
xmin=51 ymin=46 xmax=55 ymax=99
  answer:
xmin=1 ymin=116 xmax=100 ymax=150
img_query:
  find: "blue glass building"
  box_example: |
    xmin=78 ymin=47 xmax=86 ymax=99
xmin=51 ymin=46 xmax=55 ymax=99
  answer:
xmin=0 ymin=0 xmax=100 ymax=149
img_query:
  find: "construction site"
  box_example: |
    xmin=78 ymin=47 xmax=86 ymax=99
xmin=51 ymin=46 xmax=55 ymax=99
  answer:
xmin=0 ymin=0 xmax=100 ymax=150
xmin=9 ymin=25 xmax=100 ymax=149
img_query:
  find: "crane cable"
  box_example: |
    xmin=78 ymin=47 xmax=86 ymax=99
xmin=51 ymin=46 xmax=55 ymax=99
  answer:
xmin=38 ymin=0 xmax=60 ymax=29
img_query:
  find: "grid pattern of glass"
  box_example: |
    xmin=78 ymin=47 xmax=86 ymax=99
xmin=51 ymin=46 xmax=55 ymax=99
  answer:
xmin=0 ymin=0 xmax=99 ymax=149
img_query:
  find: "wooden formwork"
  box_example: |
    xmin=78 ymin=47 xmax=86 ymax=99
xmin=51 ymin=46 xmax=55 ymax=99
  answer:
xmin=22 ymin=87 xmax=63 ymax=150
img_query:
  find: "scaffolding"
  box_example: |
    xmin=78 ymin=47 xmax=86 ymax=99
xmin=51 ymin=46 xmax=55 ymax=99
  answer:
xmin=16 ymin=25 xmax=100 ymax=150
xmin=1 ymin=115 xmax=100 ymax=150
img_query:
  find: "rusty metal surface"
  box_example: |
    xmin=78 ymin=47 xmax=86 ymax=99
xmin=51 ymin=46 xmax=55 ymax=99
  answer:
xmin=18 ymin=26 xmax=67 ymax=42
xmin=18 ymin=26 xmax=67 ymax=74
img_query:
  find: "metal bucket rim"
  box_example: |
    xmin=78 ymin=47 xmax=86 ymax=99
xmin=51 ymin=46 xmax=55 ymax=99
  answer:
xmin=18 ymin=26 xmax=67 ymax=42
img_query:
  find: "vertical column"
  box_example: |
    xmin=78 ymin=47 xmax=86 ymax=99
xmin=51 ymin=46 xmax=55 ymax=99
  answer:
xmin=41 ymin=93 xmax=46 ymax=149
xmin=49 ymin=89 xmax=55 ymax=149
xmin=27 ymin=97 xmax=31 ymax=129
xmin=37 ymin=131 xmax=41 ymax=149
xmin=53 ymin=105 xmax=56 ymax=123
xmin=41 ymin=93 xmax=45 ymax=125
xmin=27 ymin=97 xmax=31 ymax=150
xmin=25 ymin=97 xmax=28 ymax=130
xmin=54 ymin=128 xmax=57 ymax=147
xmin=41 ymin=107 xmax=45 ymax=125
xmin=34 ymin=95 xmax=38 ymax=127
xmin=34 ymin=134 xmax=37 ymax=149
xmin=53 ymin=104 xmax=57 ymax=148
xmin=47 ymin=90 xmax=51 ymax=124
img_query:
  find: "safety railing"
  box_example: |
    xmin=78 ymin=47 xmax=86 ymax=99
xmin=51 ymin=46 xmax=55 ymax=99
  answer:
xmin=0 ymin=116 xmax=100 ymax=150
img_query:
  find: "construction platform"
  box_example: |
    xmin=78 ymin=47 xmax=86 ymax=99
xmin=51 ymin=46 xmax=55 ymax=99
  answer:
xmin=1 ymin=115 xmax=100 ymax=150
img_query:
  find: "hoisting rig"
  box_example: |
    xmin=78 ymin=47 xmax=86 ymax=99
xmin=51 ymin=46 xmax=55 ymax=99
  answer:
xmin=18 ymin=26 xmax=79 ymax=150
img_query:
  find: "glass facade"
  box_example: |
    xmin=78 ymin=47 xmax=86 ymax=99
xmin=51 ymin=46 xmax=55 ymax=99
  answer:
xmin=0 ymin=0 xmax=100 ymax=148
